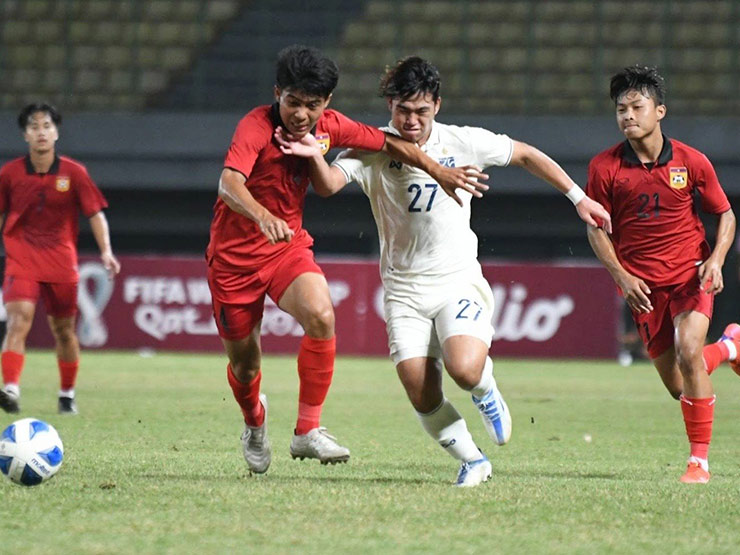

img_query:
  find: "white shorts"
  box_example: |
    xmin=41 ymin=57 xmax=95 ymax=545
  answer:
xmin=384 ymin=269 xmax=495 ymax=365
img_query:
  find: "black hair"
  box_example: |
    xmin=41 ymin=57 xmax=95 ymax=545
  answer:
xmin=275 ymin=45 xmax=338 ymax=99
xmin=610 ymin=65 xmax=666 ymax=106
xmin=379 ymin=56 xmax=441 ymax=101
xmin=18 ymin=102 xmax=62 ymax=129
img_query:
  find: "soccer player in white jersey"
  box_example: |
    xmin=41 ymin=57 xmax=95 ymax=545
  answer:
xmin=274 ymin=57 xmax=612 ymax=487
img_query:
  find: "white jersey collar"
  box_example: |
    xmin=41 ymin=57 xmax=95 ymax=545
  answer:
xmin=386 ymin=120 xmax=441 ymax=152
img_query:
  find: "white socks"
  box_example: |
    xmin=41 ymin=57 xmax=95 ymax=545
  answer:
xmin=471 ymin=357 xmax=495 ymax=399
xmin=724 ymin=339 xmax=738 ymax=361
xmin=3 ymin=383 xmax=20 ymax=397
xmin=417 ymin=398 xmax=481 ymax=462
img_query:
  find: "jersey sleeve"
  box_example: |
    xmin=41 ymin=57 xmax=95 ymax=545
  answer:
xmin=585 ymin=157 xmax=613 ymax=214
xmin=323 ymin=110 xmax=386 ymax=151
xmin=694 ymin=153 xmax=731 ymax=214
xmin=465 ymin=127 xmax=514 ymax=168
xmin=75 ymin=164 xmax=108 ymax=217
xmin=331 ymin=149 xmax=376 ymax=194
xmin=223 ymin=112 xmax=272 ymax=179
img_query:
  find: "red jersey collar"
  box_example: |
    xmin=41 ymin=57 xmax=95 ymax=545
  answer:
xmin=24 ymin=154 xmax=60 ymax=175
xmin=621 ymin=134 xmax=673 ymax=166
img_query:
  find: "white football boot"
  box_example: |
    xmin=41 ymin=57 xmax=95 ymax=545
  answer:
xmin=240 ymin=393 xmax=271 ymax=474
xmin=472 ymin=379 xmax=512 ymax=445
xmin=290 ymin=427 xmax=350 ymax=464
xmin=455 ymin=454 xmax=492 ymax=487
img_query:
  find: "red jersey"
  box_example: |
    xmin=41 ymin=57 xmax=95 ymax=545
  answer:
xmin=587 ymin=137 xmax=731 ymax=287
xmin=206 ymin=104 xmax=386 ymax=271
xmin=0 ymin=155 xmax=108 ymax=283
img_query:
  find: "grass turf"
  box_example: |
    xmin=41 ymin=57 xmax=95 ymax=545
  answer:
xmin=2 ymin=350 xmax=740 ymax=554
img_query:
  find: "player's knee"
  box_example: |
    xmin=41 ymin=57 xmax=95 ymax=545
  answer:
xmin=301 ymin=305 xmax=335 ymax=337
xmin=6 ymin=312 xmax=33 ymax=337
xmin=49 ymin=320 xmax=75 ymax=342
xmin=675 ymin=344 xmax=703 ymax=376
xmin=445 ymin=360 xmax=482 ymax=390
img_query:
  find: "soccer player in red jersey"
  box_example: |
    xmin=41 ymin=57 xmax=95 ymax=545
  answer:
xmin=207 ymin=45 xmax=488 ymax=473
xmin=0 ymin=103 xmax=120 ymax=415
xmin=586 ymin=66 xmax=738 ymax=484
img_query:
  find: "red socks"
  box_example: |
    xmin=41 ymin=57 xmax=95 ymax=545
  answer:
xmin=1 ymin=351 xmax=24 ymax=386
xmin=680 ymin=395 xmax=715 ymax=461
xmin=296 ymin=335 xmax=335 ymax=435
xmin=227 ymin=364 xmax=265 ymax=427
xmin=58 ymin=359 xmax=79 ymax=391
xmin=702 ymin=342 xmax=729 ymax=375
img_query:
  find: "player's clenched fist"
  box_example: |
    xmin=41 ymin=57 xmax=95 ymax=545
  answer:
xmin=258 ymin=215 xmax=294 ymax=244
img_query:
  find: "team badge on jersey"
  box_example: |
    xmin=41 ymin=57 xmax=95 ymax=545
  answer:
xmin=669 ymin=167 xmax=687 ymax=189
xmin=315 ymin=134 xmax=330 ymax=155
xmin=55 ymin=176 xmax=70 ymax=192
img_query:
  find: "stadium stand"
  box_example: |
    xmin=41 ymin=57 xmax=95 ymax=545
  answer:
xmin=330 ymin=0 xmax=740 ymax=116
xmin=0 ymin=0 xmax=242 ymax=111
xmin=2 ymin=1 xmax=739 ymax=114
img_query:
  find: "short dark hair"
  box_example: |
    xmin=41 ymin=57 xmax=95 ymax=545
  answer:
xmin=18 ymin=102 xmax=62 ymax=129
xmin=610 ymin=65 xmax=666 ymax=106
xmin=379 ymin=56 xmax=441 ymax=101
xmin=275 ymin=45 xmax=338 ymax=99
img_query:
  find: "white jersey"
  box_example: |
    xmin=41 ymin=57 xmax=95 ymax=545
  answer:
xmin=332 ymin=121 xmax=513 ymax=292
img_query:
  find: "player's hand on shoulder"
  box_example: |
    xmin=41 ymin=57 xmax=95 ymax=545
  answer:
xmin=617 ymin=274 xmax=653 ymax=314
xmin=273 ymin=126 xmax=321 ymax=158
xmin=575 ymin=195 xmax=613 ymax=234
xmin=436 ymin=165 xmax=489 ymax=207
xmin=259 ymin=212 xmax=294 ymax=244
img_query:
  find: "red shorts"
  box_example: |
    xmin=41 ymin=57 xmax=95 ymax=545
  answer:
xmin=2 ymin=275 xmax=78 ymax=318
xmin=207 ymin=244 xmax=323 ymax=340
xmin=631 ymin=274 xmax=714 ymax=359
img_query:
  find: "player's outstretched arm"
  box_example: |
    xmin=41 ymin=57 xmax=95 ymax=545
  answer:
xmin=218 ymin=168 xmax=294 ymax=244
xmin=273 ymin=127 xmax=348 ymax=196
xmin=587 ymin=225 xmax=653 ymax=313
xmin=698 ymin=208 xmax=736 ymax=294
xmin=510 ymin=141 xmax=612 ymax=234
xmin=89 ymin=211 xmax=121 ymax=278
xmin=382 ymin=134 xmax=489 ymax=207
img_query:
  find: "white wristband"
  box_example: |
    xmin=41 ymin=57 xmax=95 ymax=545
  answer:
xmin=565 ymin=185 xmax=586 ymax=205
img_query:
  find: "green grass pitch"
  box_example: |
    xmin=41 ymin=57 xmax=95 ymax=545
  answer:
xmin=2 ymin=350 xmax=740 ymax=554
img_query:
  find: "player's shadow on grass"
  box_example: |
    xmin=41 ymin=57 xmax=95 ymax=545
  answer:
xmin=502 ymin=468 xmax=622 ymax=480
xmin=135 ymin=472 xmax=435 ymax=485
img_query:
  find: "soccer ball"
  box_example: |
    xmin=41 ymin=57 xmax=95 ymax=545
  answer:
xmin=0 ymin=418 xmax=64 ymax=486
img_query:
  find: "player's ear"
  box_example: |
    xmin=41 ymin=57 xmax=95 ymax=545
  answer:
xmin=387 ymin=97 xmax=394 ymax=112
xmin=323 ymin=93 xmax=332 ymax=109
xmin=273 ymin=86 xmax=281 ymax=102
xmin=656 ymin=103 xmax=666 ymax=121
xmin=434 ymin=96 xmax=441 ymax=116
